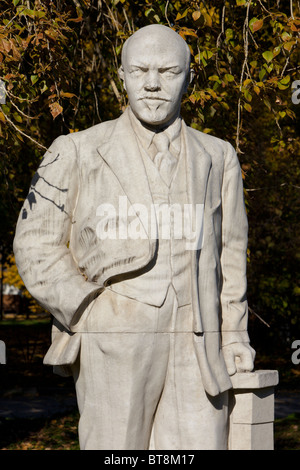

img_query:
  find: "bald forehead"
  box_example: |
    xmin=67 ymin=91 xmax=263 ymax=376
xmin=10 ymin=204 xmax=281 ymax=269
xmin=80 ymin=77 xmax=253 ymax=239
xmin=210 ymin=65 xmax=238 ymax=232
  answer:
xmin=121 ymin=25 xmax=191 ymax=69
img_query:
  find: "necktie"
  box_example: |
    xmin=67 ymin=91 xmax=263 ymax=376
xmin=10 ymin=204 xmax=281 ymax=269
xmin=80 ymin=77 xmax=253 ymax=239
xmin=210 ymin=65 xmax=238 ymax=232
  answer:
xmin=153 ymin=132 xmax=178 ymax=187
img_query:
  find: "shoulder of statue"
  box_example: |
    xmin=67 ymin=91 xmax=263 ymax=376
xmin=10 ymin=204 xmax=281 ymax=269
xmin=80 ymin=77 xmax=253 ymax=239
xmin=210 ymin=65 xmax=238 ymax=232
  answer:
xmin=68 ymin=118 xmax=118 ymax=144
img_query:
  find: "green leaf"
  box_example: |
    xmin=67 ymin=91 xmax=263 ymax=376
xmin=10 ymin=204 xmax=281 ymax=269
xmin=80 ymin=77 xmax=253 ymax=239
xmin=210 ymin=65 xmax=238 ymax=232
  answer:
xmin=277 ymin=82 xmax=289 ymax=90
xmin=145 ymin=8 xmax=154 ymax=17
xmin=22 ymin=8 xmax=46 ymax=18
xmin=225 ymin=74 xmax=234 ymax=82
xmin=221 ymin=101 xmax=230 ymax=110
xmin=35 ymin=10 xmax=46 ymax=18
xmin=13 ymin=112 xmax=22 ymax=123
xmin=293 ymin=286 xmax=300 ymax=296
xmin=31 ymin=75 xmax=39 ymax=85
xmin=273 ymin=46 xmax=281 ymax=57
xmin=115 ymin=45 xmax=122 ymax=56
xmin=13 ymin=0 xmax=21 ymax=6
xmin=175 ymin=9 xmax=188 ymax=21
xmin=262 ymin=51 xmax=274 ymax=63
xmin=208 ymin=75 xmax=221 ymax=82
xmin=244 ymin=103 xmax=252 ymax=112
xmin=259 ymin=68 xmax=266 ymax=81
xmin=198 ymin=111 xmax=205 ymax=122
xmin=22 ymin=9 xmax=36 ymax=18
xmin=40 ymin=81 xmax=48 ymax=94
xmin=202 ymin=50 xmax=213 ymax=60
xmin=281 ymin=31 xmax=292 ymax=41
xmin=236 ymin=0 xmax=246 ymax=5
xmin=264 ymin=62 xmax=273 ymax=73
xmin=2 ymin=104 xmax=10 ymax=114
xmin=243 ymin=78 xmax=252 ymax=87
xmin=264 ymin=99 xmax=271 ymax=110
xmin=225 ymin=28 xmax=233 ymax=41
xmin=243 ymin=89 xmax=252 ymax=102
xmin=280 ymin=75 xmax=290 ymax=85
xmin=201 ymin=56 xmax=207 ymax=67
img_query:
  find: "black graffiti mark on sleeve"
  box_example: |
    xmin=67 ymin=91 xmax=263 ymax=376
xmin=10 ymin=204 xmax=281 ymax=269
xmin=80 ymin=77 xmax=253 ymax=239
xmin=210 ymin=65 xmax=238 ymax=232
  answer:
xmin=39 ymin=152 xmax=61 ymax=168
xmin=31 ymin=172 xmax=68 ymax=193
xmin=23 ymin=151 xmax=72 ymax=218
xmin=27 ymin=191 xmax=37 ymax=210
xmin=26 ymin=186 xmax=70 ymax=216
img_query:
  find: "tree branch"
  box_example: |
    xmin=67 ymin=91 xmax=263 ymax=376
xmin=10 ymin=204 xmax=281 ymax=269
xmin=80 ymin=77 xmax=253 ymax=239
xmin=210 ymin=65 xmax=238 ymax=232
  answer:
xmin=236 ymin=0 xmax=251 ymax=153
xmin=1 ymin=107 xmax=47 ymax=150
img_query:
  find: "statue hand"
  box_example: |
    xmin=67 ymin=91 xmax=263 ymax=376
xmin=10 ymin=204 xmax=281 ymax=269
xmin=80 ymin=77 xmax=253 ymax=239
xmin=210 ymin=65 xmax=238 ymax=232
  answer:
xmin=222 ymin=342 xmax=256 ymax=376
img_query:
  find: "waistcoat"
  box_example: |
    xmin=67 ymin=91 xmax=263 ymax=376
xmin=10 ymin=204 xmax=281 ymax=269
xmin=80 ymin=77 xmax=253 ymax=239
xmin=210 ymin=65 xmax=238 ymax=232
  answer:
xmin=108 ymin=133 xmax=192 ymax=308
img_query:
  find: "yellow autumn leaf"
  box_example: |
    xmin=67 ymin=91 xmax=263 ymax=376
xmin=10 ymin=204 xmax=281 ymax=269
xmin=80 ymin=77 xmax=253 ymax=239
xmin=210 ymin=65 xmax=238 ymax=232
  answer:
xmin=49 ymin=101 xmax=63 ymax=119
xmin=252 ymin=19 xmax=263 ymax=32
xmin=60 ymin=91 xmax=76 ymax=98
xmin=203 ymin=12 xmax=212 ymax=27
xmin=192 ymin=11 xmax=201 ymax=21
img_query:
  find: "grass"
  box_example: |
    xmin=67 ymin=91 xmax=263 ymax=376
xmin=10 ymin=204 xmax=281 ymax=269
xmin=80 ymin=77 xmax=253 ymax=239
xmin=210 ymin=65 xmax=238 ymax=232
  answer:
xmin=1 ymin=412 xmax=299 ymax=450
xmin=0 ymin=316 xmax=80 ymax=450
xmin=0 ymin=411 xmax=80 ymax=450
xmin=274 ymin=413 xmax=300 ymax=451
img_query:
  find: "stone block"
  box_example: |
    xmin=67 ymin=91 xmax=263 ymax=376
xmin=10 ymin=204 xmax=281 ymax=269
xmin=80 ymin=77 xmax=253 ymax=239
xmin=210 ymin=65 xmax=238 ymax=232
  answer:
xmin=231 ymin=388 xmax=275 ymax=424
xmin=230 ymin=370 xmax=279 ymax=389
xmin=229 ymin=422 xmax=274 ymax=450
xmin=228 ymin=370 xmax=279 ymax=450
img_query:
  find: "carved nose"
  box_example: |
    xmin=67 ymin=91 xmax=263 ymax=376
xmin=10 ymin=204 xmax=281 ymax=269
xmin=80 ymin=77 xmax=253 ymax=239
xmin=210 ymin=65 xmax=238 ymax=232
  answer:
xmin=145 ymin=83 xmax=160 ymax=91
xmin=144 ymin=72 xmax=161 ymax=91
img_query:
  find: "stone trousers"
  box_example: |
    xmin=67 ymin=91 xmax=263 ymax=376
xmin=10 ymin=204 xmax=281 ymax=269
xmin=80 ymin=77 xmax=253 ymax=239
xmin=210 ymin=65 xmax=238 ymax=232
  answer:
xmin=71 ymin=285 xmax=228 ymax=450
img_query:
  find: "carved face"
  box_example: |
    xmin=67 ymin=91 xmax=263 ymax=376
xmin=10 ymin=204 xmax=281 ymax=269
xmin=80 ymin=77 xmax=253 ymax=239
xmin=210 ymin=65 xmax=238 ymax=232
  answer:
xmin=120 ymin=26 xmax=191 ymax=129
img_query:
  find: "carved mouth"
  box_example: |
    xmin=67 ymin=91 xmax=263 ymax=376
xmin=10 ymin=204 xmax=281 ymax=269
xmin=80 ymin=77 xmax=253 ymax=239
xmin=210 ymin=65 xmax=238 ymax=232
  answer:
xmin=139 ymin=97 xmax=170 ymax=102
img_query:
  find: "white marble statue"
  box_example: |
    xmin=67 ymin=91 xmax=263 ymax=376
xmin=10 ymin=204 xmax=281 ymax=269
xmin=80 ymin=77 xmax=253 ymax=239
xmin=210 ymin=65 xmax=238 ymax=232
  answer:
xmin=13 ymin=24 xmax=255 ymax=450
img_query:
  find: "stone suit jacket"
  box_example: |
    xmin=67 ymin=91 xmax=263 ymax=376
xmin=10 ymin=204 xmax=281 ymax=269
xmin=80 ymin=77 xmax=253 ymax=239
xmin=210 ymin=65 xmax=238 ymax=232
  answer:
xmin=13 ymin=107 xmax=250 ymax=396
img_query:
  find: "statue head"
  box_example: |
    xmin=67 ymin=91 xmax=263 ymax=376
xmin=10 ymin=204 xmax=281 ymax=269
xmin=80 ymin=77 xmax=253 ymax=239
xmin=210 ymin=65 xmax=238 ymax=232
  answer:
xmin=119 ymin=24 xmax=192 ymax=129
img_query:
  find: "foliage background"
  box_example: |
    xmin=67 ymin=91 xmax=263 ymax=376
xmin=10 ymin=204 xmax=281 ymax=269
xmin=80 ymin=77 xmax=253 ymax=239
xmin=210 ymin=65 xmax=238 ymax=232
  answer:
xmin=0 ymin=0 xmax=299 ymax=363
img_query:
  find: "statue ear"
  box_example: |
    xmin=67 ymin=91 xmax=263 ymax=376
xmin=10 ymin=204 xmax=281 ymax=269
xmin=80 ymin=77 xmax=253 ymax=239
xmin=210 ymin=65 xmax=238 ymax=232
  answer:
xmin=183 ymin=68 xmax=195 ymax=93
xmin=189 ymin=68 xmax=195 ymax=85
xmin=118 ymin=66 xmax=126 ymax=90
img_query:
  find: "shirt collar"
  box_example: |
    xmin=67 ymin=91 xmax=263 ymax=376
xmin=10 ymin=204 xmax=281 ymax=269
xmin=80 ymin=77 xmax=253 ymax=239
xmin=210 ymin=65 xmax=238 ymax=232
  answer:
xmin=128 ymin=107 xmax=182 ymax=157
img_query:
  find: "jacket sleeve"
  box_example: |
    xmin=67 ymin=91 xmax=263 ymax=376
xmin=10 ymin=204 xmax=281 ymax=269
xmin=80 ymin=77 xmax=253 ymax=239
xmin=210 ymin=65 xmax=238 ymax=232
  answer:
xmin=13 ymin=134 xmax=102 ymax=331
xmin=220 ymin=141 xmax=250 ymax=346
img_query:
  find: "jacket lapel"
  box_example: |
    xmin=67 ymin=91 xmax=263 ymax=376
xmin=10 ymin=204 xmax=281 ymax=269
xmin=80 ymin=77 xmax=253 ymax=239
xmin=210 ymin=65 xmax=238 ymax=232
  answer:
xmin=96 ymin=109 xmax=157 ymax=240
xmin=182 ymin=122 xmax=212 ymax=334
xmin=182 ymin=122 xmax=212 ymax=248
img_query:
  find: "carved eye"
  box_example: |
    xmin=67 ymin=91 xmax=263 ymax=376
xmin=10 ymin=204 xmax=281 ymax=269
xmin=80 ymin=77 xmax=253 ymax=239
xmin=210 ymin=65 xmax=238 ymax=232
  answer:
xmin=164 ymin=71 xmax=176 ymax=78
xmin=130 ymin=67 xmax=148 ymax=76
xmin=159 ymin=68 xmax=180 ymax=78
